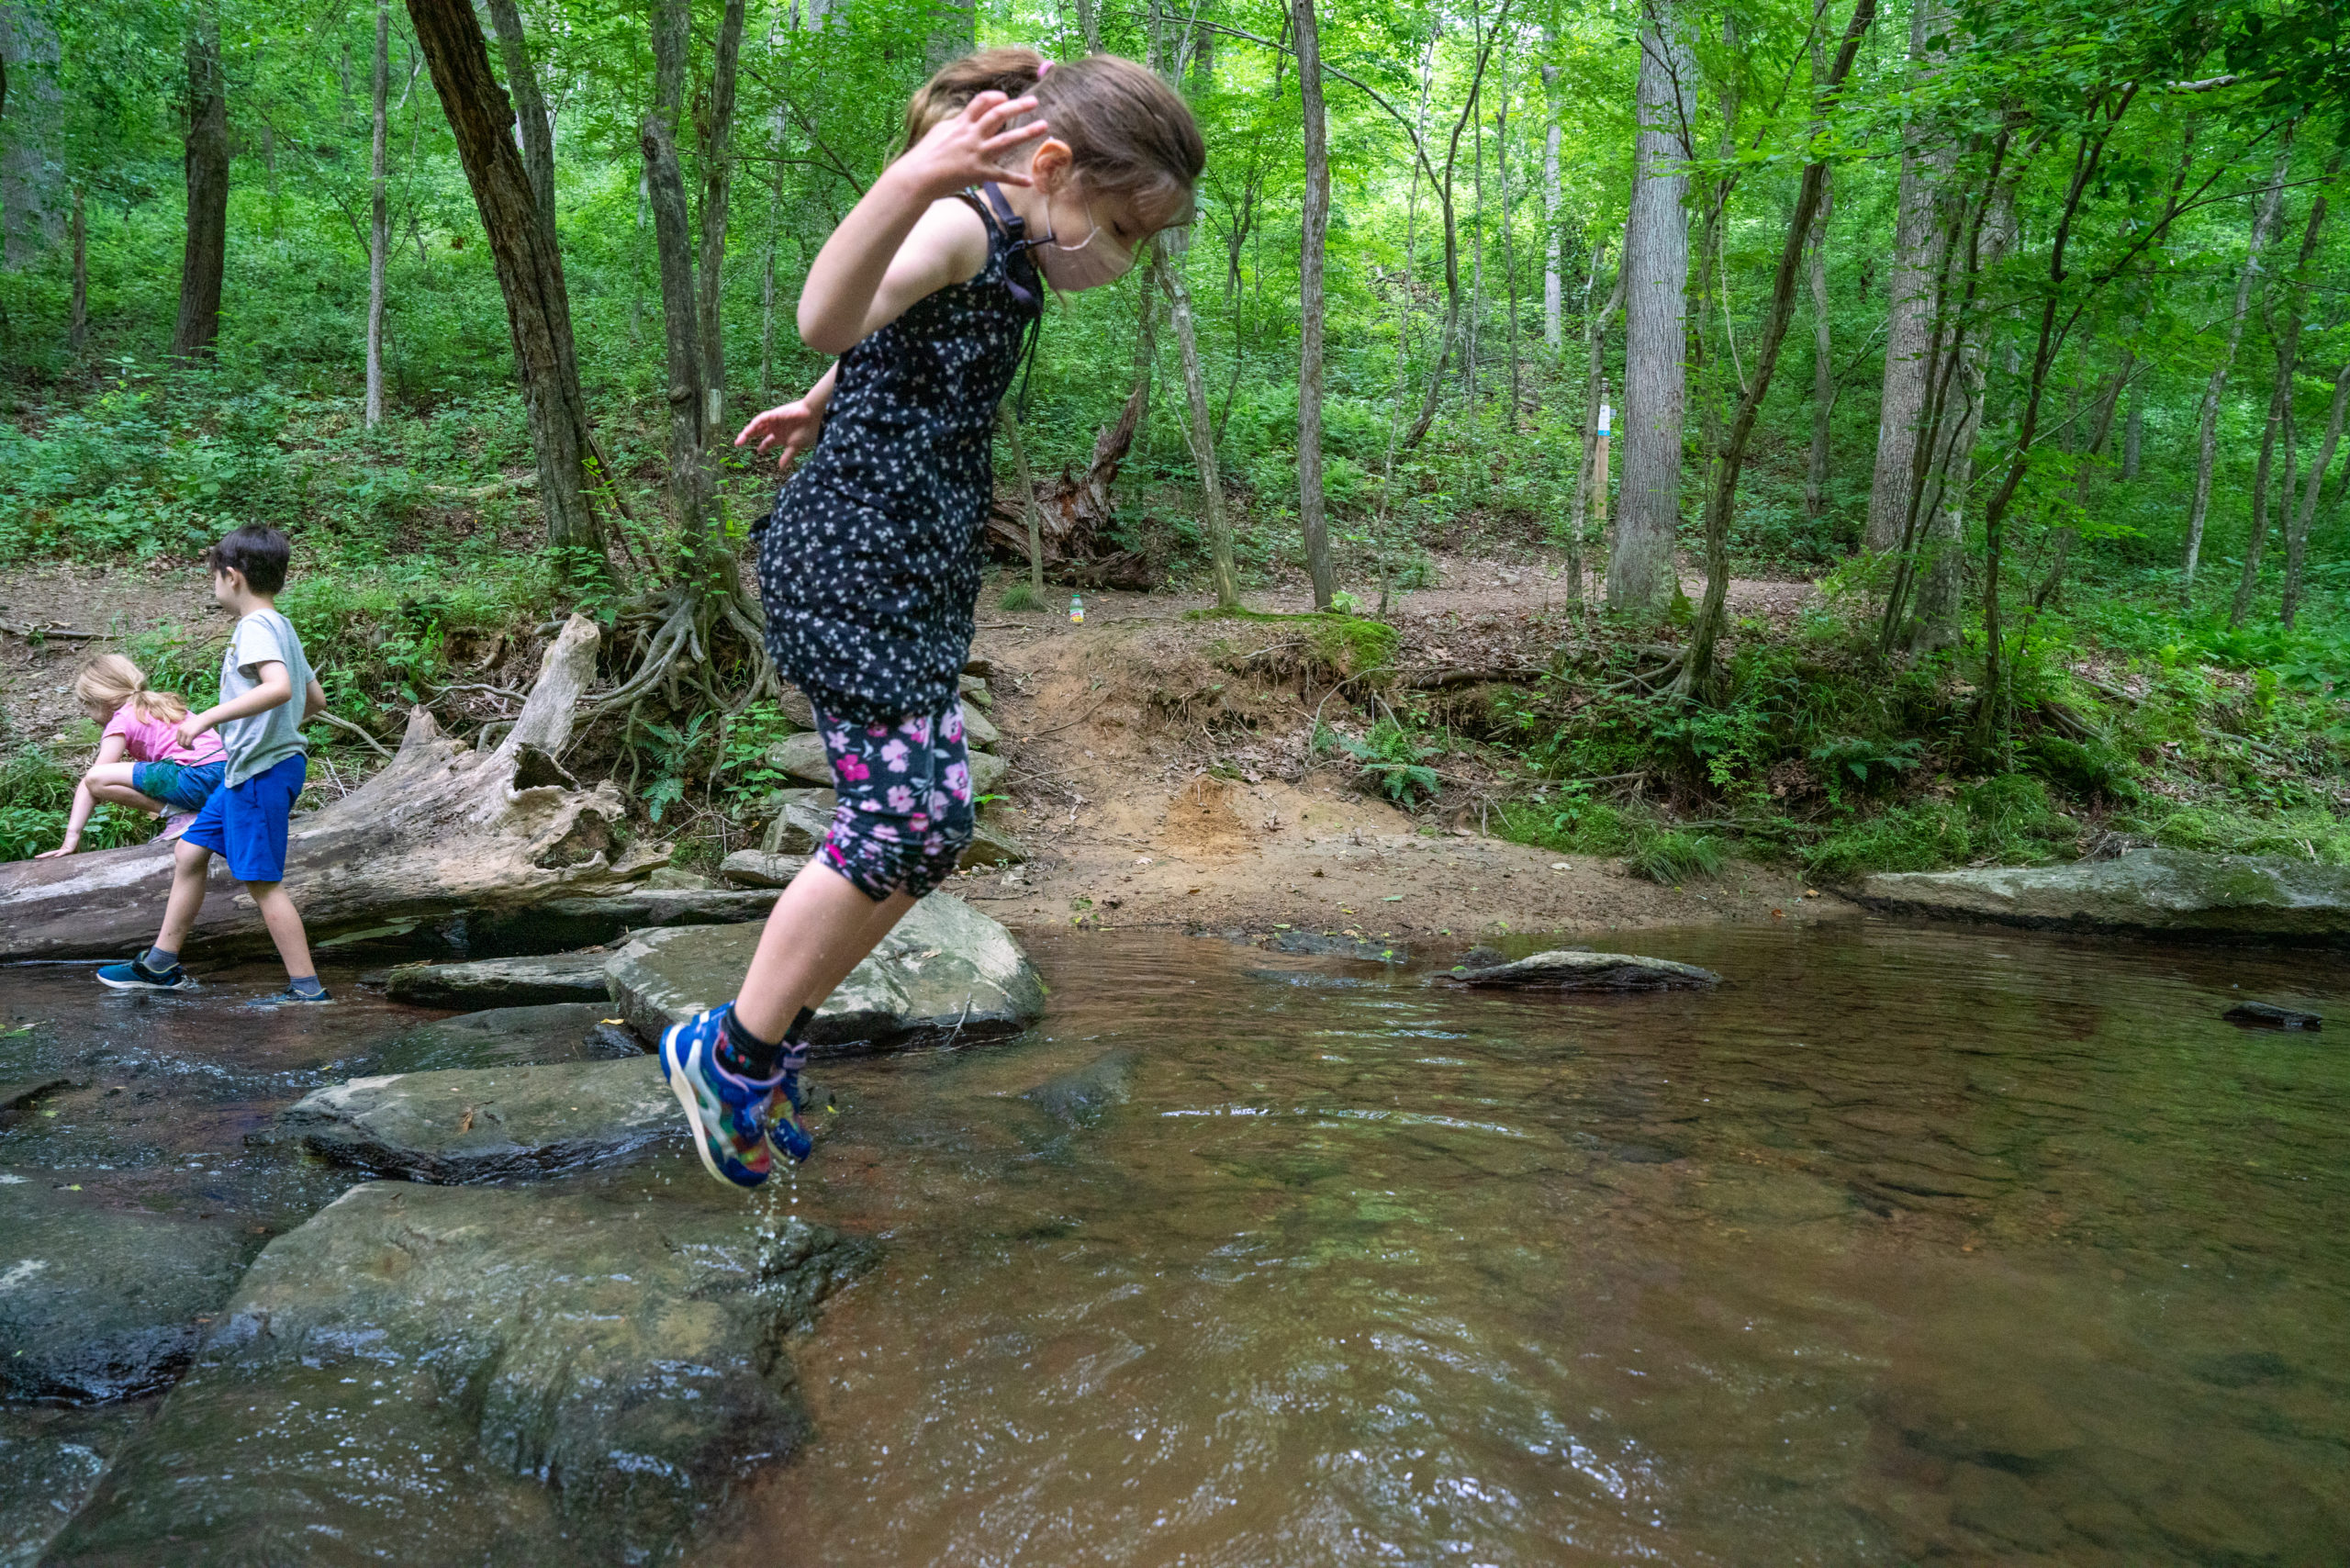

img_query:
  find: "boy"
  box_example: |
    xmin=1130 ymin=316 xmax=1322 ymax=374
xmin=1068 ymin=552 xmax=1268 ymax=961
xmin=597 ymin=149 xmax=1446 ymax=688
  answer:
xmin=97 ymin=524 xmax=331 ymax=1003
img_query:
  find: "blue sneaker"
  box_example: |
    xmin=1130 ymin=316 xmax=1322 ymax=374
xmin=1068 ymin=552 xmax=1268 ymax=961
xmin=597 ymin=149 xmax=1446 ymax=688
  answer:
xmin=658 ymin=1003 xmax=777 ymax=1190
xmin=252 ymin=985 xmax=335 ymax=1007
xmin=96 ymin=957 xmax=189 ymax=991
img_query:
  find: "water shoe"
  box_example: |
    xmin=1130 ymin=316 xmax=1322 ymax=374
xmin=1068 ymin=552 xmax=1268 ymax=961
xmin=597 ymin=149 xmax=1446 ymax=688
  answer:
xmin=95 ymin=957 xmax=190 ymax=991
xmin=659 ymin=1003 xmax=778 ymax=1190
xmin=765 ymin=1073 xmax=814 ymax=1165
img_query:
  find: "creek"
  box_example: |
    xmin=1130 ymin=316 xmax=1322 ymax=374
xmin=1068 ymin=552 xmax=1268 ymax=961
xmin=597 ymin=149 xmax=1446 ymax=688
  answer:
xmin=4 ymin=920 xmax=2346 ymax=1564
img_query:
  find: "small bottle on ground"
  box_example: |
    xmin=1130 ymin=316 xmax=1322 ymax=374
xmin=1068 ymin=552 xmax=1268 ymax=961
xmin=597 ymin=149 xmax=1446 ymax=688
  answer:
xmin=1069 ymin=594 xmax=1084 ymax=624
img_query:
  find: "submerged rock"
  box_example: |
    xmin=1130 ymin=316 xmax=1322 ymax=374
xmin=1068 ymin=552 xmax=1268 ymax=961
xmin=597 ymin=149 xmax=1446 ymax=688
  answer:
xmin=383 ymin=949 xmax=611 ymax=1007
xmin=1277 ymin=929 xmax=1410 ymax=963
xmin=1854 ymin=848 xmax=2350 ymax=941
xmin=44 ymin=1180 xmax=869 ymax=1566
xmin=277 ymin=1058 xmax=692 ymax=1182
xmin=355 ymin=1002 xmax=639 ymax=1076
xmin=0 ymin=1179 xmax=252 ymax=1403
xmin=0 ymin=1401 xmax=156 ymax=1567
xmin=606 ymin=891 xmax=1045 ymax=1051
xmin=1021 ymin=1048 xmax=1135 ymax=1127
xmin=1435 ymin=949 xmax=1721 ymax=991
xmin=2222 ymin=1001 xmax=2323 ymax=1030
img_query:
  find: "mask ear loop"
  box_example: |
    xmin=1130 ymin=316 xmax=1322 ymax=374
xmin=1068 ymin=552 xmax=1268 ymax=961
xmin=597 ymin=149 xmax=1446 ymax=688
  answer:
xmin=979 ymin=181 xmax=1048 ymax=416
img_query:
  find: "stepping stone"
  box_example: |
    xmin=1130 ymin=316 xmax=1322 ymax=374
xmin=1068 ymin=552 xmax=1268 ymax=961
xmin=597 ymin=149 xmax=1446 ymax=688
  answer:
xmin=1434 ymin=949 xmax=1721 ymax=991
xmin=277 ymin=1058 xmax=691 ymax=1183
xmin=763 ymin=738 xmax=1008 ymax=794
xmin=384 ymin=949 xmax=611 ymax=1008
xmin=606 ymin=891 xmax=1044 ymax=1051
xmin=43 ymin=1181 xmax=869 ymax=1566
xmin=721 ymin=851 xmax=808 ymax=889
xmin=2223 ymin=1001 xmax=2322 ymax=1030
xmin=355 ymin=1003 xmax=640 ymax=1076
xmin=0 ymin=1179 xmax=253 ymax=1403
xmin=460 ymin=887 xmax=781 ymax=956
xmin=1855 ymin=847 xmax=2350 ymax=940
xmin=761 ymin=789 xmax=836 ymax=855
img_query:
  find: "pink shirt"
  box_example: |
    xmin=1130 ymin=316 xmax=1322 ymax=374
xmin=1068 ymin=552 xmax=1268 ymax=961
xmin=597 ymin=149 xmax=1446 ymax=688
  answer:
xmin=105 ymin=703 xmax=226 ymax=767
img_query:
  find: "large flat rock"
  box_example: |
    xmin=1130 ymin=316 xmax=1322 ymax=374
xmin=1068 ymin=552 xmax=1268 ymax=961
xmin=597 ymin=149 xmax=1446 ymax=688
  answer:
xmin=1434 ymin=949 xmax=1722 ymax=991
xmin=459 ymin=886 xmax=782 ymax=955
xmin=1854 ymin=848 xmax=2350 ymax=942
xmin=43 ymin=1180 xmax=869 ymax=1567
xmin=607 ymin=891 xmax=1045 ymax=1051
xmin=0 ymin=1177 xmax=253 ymax=1402
xmin=355 ymin=1002 xmax=640 ymax=1075
xmin=276 ymin=1058 xmax=683 ymax=1182
xmin=383 ymin=949 xmax=612 ymax=1007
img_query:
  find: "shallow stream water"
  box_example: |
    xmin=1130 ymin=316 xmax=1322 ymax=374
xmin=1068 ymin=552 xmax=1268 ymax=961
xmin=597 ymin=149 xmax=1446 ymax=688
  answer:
xmin=5 ymin=921 xmax=2347 ymax=1565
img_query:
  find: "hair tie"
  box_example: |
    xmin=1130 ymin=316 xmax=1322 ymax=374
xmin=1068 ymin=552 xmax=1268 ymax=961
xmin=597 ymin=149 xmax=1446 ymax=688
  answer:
xmin=1036 ymin=61 xmax=1052 ymax=77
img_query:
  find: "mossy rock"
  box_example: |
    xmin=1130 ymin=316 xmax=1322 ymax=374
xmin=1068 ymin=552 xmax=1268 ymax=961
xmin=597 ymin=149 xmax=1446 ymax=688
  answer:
xmin=1854 ymin=848 xmax=2350 ymax=941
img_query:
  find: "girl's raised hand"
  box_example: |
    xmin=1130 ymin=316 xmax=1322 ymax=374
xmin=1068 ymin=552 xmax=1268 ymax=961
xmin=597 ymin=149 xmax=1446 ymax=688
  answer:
xmin=896 ymin=91 xmax=1049 ymax=200
xmin=734 ymin=398 xmax=826 ymax=474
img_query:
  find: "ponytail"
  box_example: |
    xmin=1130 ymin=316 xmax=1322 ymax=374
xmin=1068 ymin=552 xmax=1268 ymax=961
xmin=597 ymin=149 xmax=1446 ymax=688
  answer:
xmin=73 ymin=653 xmax=189 ymax=726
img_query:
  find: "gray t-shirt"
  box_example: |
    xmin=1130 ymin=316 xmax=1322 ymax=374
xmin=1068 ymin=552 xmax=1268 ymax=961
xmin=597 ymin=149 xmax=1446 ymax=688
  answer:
xmin=218 ymin=609 xmax=313 ymax=787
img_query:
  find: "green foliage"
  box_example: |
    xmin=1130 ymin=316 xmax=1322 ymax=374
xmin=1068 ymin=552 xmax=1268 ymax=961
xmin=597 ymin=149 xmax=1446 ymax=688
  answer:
xmin=0 ymin=745 xmax=157 ymax=862
xmin=1315 ymin=718 xmax=1439 ymax=807
xmin=1802 ymin=776 xmax=2080 ymax=881
xmin=1809 ymin=735 xmax=1925 ymax=792
xmin=2023 ymin=734 xmax=2140 ymax=802
xmin=999 ymin=580 xmax=1043 ymax=613
xmin=1627 ymin=831 xmax=1726 ymax=885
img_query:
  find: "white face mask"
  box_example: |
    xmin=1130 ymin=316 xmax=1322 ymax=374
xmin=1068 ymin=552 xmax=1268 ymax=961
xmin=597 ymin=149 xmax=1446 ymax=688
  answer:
xmin=1035 ymin=184 xmax=1135 ymax=292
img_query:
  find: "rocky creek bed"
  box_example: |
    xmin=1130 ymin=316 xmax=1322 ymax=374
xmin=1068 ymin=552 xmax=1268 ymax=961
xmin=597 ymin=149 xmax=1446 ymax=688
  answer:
xmin=0 ymin=892 xmax=1044 ymax=1566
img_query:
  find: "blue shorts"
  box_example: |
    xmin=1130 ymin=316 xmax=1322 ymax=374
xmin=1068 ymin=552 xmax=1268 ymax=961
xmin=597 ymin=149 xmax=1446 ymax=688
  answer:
xmin=183 ymin=754 xmax=307 ymax=884
xmin=130 ymin=758 xmax=226 ymax=812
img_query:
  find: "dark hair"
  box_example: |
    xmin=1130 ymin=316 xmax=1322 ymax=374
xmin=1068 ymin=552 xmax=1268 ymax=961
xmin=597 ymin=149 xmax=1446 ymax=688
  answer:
xmin=206 ymin=523 xmax=291 ymax=595
xmin=902 ymin=50 xmax=1204 ymax=225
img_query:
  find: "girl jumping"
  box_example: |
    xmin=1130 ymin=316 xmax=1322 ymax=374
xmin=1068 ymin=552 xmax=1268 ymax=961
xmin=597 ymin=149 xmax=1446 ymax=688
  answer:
xmin=659 ymin=49 xmax=1204 ymax=1189
xmin=37 ymin=654 xmax=227 ymax=858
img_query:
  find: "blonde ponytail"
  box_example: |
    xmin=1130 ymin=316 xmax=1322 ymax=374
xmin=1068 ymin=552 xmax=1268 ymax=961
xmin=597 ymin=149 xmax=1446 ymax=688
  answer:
xmin=73 ymin=653 xmax=190 ymax=726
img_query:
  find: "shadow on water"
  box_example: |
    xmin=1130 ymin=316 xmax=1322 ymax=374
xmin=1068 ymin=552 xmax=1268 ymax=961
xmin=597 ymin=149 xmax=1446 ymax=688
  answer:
xmin=4 ymin=923 xmax=2347 ymax=1564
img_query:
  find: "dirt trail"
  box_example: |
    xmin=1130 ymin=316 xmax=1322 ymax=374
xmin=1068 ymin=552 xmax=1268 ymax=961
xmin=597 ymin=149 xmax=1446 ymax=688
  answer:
xmin=4 ymin=553 xmax=1852 ymax=944
xmin=955 ymin=556 xmax=1848 ymax=944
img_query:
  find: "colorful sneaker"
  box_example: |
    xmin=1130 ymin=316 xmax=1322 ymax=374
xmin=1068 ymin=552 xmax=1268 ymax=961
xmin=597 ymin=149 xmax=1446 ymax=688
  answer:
xmin=659 ymin=1003 xmax=777 ymax=1190
xmin=96 ymin=957 xmax=190 ymax=991
xmin=765 ymin=1071 xmax=813 ymax=1165
xmin=161 ymin=812 xmax=197 ymax=841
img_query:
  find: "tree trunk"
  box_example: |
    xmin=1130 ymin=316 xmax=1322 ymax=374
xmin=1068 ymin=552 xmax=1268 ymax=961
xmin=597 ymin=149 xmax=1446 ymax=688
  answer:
xmin=1294 ymin=0 xmax=1335 ymax=610
xmin=1047 ymin=252 xmax=1158 ymax=552
xmin=0 ymin=618 xmax=660 ymax=962
xmin=0 ymin=2 xmax=62 ymax=270
xmin=1862 ymin=0 xmax=1952 ymax=553
xmin=1497 ymin=104 xmax=1522 ymax=425
xmin=1606 ymin=5 xmax=1693 ymax=611
xmin=172 ymin=14 xmax=229 ymax=358
xmin=1679 ymin=0 xmax=1875 ymax=692
xmin=696 ymin=0 xmax=746 ymax=444
xmin=365 ymin=0 xmax=390 ymax=428
xmin=2232 ymin=172 xmax=2332 ymax=628
xmin=1402 ymin=9 xmax=1509 ymax=452
xmin=1804 ymin=173 xmax=1833 ymax=524
xmin=1803 ymin=20 xmax=1833 ymax=526
xmin=2121 ymin=380 xmax=2141 ymax=477
xmin=759 ymin=104 xmax=784 ymax=399
xmin=1464 ymin=43 xmax=1484 ymax=409
xmin=66 ymin=184 xmax=85 ymax=352
xmin=1568 ymin=241 xmax=1623 ymax=607
xmin=2282 ymin=362 xmax=2348 ymax=628
xmin=643 ymin=0 xmax=718 ymax=575
xmin=1542 ymin=61 xmax=1561 ymax=353
xmin=1162 ymin=243 xmax=1240 ymax=609
xmin=1000 ymin=402 xmax=1046 ymax=594
xmin=406 ymin=0 xmax=603 ymax=557
xmin=1075 ymin=0 xmax=1099 ymax=54
xmin=925 ymin=0 xmax=974 ymax=69
xmin=2183 ymin=144 xmax=2289 ymax=601
xmin=482 ymin=0 xmax=555 ymax=256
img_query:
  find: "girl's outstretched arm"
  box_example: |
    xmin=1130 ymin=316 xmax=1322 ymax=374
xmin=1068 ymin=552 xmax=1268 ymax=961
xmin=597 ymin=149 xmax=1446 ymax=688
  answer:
xmin=795 ymin=90 xmax=1047 ymax=355
xmin=736 ymin=363 xmax=837 ymax=474
xmin=38 ymin=732 xmax=128 ymax=857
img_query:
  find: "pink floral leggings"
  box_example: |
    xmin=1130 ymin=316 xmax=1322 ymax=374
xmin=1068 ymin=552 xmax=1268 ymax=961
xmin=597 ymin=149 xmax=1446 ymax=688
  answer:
xmin=814 ymin=702 xmax=978 ymax=902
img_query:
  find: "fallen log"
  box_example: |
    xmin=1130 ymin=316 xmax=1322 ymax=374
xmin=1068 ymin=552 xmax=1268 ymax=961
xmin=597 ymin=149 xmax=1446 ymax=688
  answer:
xmin=0 ymin=615 xmax=666 ymax=961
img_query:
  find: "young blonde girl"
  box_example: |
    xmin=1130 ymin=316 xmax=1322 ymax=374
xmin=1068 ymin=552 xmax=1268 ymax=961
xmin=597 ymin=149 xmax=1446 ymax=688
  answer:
xmin=657 ymin=50 xmax=1203 ymax=1189
xmin=37 ymin=654 xmax=228 ymax=858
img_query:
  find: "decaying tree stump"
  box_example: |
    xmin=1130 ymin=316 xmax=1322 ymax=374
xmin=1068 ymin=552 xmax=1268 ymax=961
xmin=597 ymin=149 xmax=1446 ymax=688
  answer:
xmin=0 ymin=616 xmax=666 ymax=960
